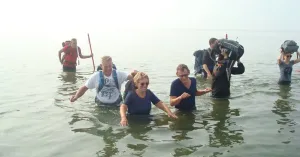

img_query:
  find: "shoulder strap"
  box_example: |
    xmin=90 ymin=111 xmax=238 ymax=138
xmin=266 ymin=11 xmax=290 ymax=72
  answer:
xmin=206 ymin=48 xmax=217 ymax=63
xmin=97 ymin=71 xmax=105 ymax=93
xmin=112 ymin=70 xmax=119 ymax=90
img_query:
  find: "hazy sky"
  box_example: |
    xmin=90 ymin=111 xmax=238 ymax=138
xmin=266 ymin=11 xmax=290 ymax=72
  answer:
xmin=1 ymin=0 xmax=300 ymax=37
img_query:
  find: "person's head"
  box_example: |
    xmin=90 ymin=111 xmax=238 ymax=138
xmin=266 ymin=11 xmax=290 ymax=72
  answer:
xmin=283 ymin=52 xmax=292 ymax=61
xmin=70 ymin=38 xmax=77 ymax=48
xmin=209 ymin=38 xmax=218 ymax=49
xmin=133 ymin=72 xmax=149 ymax=92
xmin=176 ymin=64 xmax=190 ymax=83
xmin=101 ymin=56 xmax=113 ymax=76
xmin=220 ymin=47 xmax=229 ymax=58
xmin=65 ymin=40 xmax=71 ymax=46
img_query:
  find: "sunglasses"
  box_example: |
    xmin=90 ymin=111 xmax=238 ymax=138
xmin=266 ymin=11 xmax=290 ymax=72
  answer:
xmin=286 ymin=55 xmax=292 ymax=58
xmin=140 ymin=82 xmax=149 ymax=86
xmin=179 ymin=74 xmax=189 ymax=78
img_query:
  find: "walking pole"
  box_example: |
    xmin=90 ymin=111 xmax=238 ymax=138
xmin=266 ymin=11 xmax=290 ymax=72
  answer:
xmin=87 ymin=33 xmax=95 ymax=72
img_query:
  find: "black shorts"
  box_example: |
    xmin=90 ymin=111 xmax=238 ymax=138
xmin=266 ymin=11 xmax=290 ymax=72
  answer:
xmin=63 ymin=66 xmax=76 ymax=72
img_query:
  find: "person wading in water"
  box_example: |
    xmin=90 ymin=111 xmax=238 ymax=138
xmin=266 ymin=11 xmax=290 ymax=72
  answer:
xmin=58 ymin=38 xmax=93 ymax=72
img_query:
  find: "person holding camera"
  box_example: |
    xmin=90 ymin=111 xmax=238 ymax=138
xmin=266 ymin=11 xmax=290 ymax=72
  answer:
xmin=211 ymin=40 xmax=245 ymax=98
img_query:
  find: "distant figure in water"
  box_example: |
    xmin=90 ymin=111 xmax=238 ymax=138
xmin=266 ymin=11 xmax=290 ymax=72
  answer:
xmin=277 ymin=50 xmax=300 ymax=85
xmin=58 ymin=38 xmax=93 ymax=72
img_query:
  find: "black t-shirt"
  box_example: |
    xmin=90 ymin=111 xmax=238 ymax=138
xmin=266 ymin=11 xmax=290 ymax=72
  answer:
xmin=211 ymin=60 xmax=245 ymax=98
xmin=202 ymin=49 xmax=216 ymax=75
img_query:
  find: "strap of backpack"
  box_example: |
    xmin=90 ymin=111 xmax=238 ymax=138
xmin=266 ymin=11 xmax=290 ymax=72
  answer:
xmin=207 ymin=48 xmax=217 ymax=64
xmin=112 ymin=69 xmax=119 ymax=90
xmin=97 ymin=71 xmax=105 ymax=93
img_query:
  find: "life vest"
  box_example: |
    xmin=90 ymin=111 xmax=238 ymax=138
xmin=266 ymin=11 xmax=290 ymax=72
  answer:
xmin=63 ymin=46 xmax=80 ymax=67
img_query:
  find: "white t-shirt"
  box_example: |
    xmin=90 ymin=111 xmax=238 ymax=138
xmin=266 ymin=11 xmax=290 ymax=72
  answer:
xmin=85 ymin=70 xmax=128 ymax=104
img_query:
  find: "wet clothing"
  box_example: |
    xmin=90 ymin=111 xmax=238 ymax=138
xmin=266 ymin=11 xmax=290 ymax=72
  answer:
xmin=202 ymin=48 xmax=216 ymax=78
xmin=124 ymin=89 xmax=160 ymax=115
xmin=278 ymin=60 xmax=294 ymax=85
xmin=211 ymin=60 xmax=245 ymax=98
xmin=85 ymin=70 xmax=128 ymax=106
xmin=63 ymin=66 xmax=76 ymax=72
xmin=170 ymin=77 xmax=197 ymax=111
xmin=62 ymin=46 xmax=80 ymax=68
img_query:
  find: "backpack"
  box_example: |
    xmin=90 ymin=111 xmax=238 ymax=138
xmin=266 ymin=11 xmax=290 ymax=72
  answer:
xmin=64 ymin=46 xmax=80 ymax=65
xmin=193 ymin=49 xmax=208 ymax=74
xmin=97 ymin=69 xmax=119 ymax=93
xmin=123 ymin=80 xmax=135 ymax=100
xmin=193 ymin=49 xmax=216 ymax=74
xmin=217 ymin=39 xmax=244 ymax=61
xmin=281 ymin=40 xmax=299 ymax=54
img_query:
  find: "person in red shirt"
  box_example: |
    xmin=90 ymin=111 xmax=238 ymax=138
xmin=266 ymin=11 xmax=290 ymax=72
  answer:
xmin=58 ymin=38 xmax=93 ymax=72
xmin=61 ymin=40 xmax=71 ymax=63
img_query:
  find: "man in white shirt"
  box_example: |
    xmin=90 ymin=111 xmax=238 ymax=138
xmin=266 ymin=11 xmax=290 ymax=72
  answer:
xmin=70 ymin=56 xmax=137 ymax=106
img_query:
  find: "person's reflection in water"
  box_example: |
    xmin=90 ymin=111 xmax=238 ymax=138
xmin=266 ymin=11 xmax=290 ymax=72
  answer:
xmin=208 ymin=99 xmax=244 ymax=148
xmin=168 ymin=111 xmax=202 ymax=157
xmin=54 ymin=72 xmax=88 ymax=107
xmin=169 ymin=111 xmax=196 ymax=141
xmin=54 ymin=72 xmax=77 ymax=108
xmin=125 ymin=114 xmax=172 ymax=156
xmin=273 ymin=84 xmax=296 ymax=144
xmin=70 ymin=106 xmax=128 ymax=157
xmin=126 ymin=115 xmax=153 ymax=140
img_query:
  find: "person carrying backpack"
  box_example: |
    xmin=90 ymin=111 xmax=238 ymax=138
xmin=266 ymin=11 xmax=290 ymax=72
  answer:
xmin=70 ymin=56 xmax=138 ymax=106
xmin=211 ymin=39 xmax=245 ymax=98
xmin=277 ymin=40 xmax=300 ymax=85
xmin=58 ymin=38 xmax=93 ymax=72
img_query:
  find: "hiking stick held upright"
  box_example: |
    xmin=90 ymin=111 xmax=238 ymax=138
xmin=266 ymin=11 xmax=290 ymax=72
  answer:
xmin=88 ymin=33 xmax=96 ymax=72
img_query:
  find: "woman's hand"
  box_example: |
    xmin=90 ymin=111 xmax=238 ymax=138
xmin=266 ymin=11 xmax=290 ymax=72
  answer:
xmin=120 ymin=117 xmax=128 ymax=126
xmin=167 ymin=111 xmax=178 ymax=119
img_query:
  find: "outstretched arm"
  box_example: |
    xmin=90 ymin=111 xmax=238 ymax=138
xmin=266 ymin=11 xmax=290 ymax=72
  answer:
xmin=155 ymin=101 xmax=177 ymax=119
xmin=70 ymin=86 xmax=89 ymax=102
xmin=120 ymin=104 xmax=128 ymax=126
xmin=196 ymin=88 xmax=212 ymax=96
xmin=78 ymin=47 xmax=93 ymax=59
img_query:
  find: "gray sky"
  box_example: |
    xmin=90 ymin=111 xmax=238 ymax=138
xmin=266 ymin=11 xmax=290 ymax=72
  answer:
xmin=1 ymin=0 xmax=299 ymax=37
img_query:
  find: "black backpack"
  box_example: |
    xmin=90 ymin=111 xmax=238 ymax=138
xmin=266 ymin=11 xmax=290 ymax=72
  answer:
xmin=281 ymin=40 xmax=299 ymax=54
xmin=217 ymin=39 xmax=244 ymax=61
